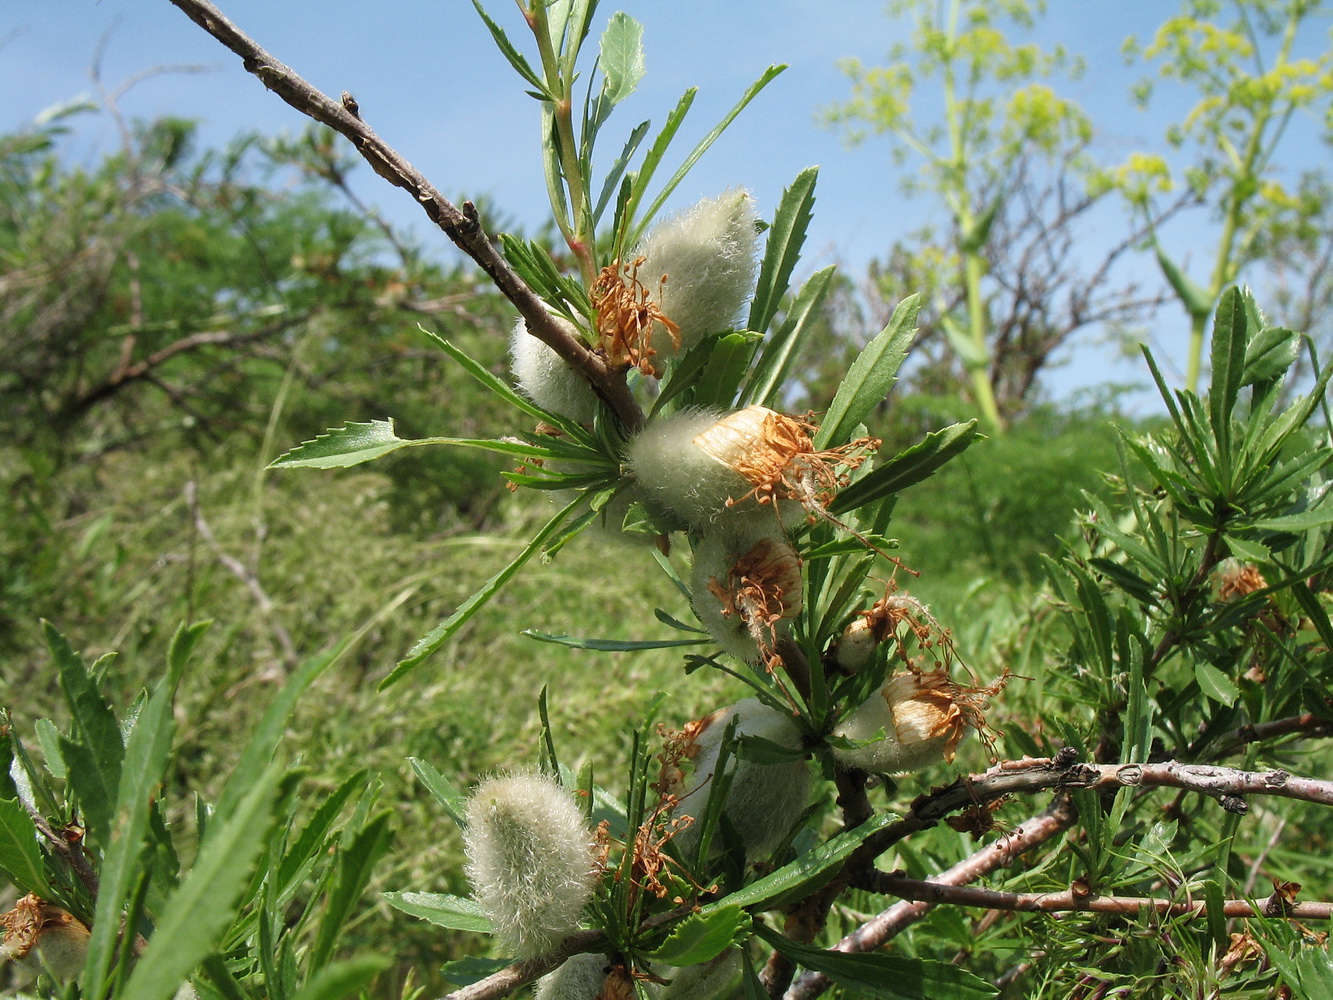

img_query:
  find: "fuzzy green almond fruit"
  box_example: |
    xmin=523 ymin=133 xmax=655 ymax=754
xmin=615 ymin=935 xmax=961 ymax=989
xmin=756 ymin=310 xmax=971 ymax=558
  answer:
xmin=832 ymin=670 xmax=972 ymax=774
xmin=634 ymin=188 xmax=760 ymax=365
xmin=668 ymin=698 xmax=811 ymax=863
xmin=510 ymin=316 xmax=598 ymax=424
xmin=535 ymin=953 xmax=612 ymax=1000
xmin=463 ymin=771 xmax=598 ymax=958
xmin=627 ymin=405 xmax=824 ymax=529
xmin=690 ymin=519 xmax=802 ymax=666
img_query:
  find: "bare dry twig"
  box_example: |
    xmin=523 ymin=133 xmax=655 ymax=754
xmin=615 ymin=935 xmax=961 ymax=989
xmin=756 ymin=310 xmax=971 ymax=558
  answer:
xmin=165 ymin=0 xmax=645 ymax=430
xmin=857 ymin=871 xmax=1333 ymax=921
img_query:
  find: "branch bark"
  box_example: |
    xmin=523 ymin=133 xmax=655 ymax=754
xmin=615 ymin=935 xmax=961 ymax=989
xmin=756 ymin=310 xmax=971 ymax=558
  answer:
xmin=856 ymin=871 xmax=1333 ymax=921
xmin=784 ymin=794 xmax=1076 ymax=1000
xmin=165 ymin=0 xmax=645 ymax=431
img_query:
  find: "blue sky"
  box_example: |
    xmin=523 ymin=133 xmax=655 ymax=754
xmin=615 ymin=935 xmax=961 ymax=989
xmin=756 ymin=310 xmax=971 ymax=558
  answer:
xmin=3 ymin=2 xmax=1326 ymax=406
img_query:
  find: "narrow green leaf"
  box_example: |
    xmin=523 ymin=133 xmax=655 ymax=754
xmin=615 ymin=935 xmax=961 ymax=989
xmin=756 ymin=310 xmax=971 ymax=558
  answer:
xmin=470 ymin=0 xmax=549 ymax=95
xmin=1243 ymin=324 xmax=1301 ymax=386
xmin=598 ymin=12 xmax=644 ymax=104
xmin=523 ymin=629 xmax=707 ymax=651
xmin=409 ymin=757 xmax=469 ymax=829
xmin=829 ymin=421 xmax=980 ymax=515
xmin=816 ymin=294 xmax=919 ymax=449
xmin=34 ymin=719 xmax=65 ymax=780
xmin=756 ymin=925 xmax=997 ymax=998
xmin=46 ymin=622 xmax=122 ymax=841
xmin=274 ymin=770 xmax=369 ymax=910
xmin=647 ymin=904 xmax=748 ymax=966
xmin=425 ymin=330 xmax=595 ymax=440
xmin=747 ymin=167 xmax=817 ymax=337
xmin=632 ymin=65 xmax=787 ymax=246
xmin=118 ymin=764 xmax=285 ymax=1000
xmin=269 ymin=419 xmax=407 ymax=469
xmin=214 ymin=647 xmax=339 ymax=824
xmin=382 ymin=890 xmax=493 ymax=933
xmin=287 ymin=957 xmax=392 ymax=1000
xmin=692 ymin=331 xmax=761 ymax=409
xmin=84 ymin=659 xmax=183 ymax=999
xmin=593 ymin=120 xmax=649 ymax=225
xmin=1194 ymin=662 xmax=1240 ymax=706
xmin=0 ymin=798 xmax=50 ymax=895
xmin=1247 ymin=508 xmax=1333 ymax=533
xmin=384 ymin=496 xmax=584 ymax=688
xmin=701 ymin=812 xmax=895 ymax=914
xmin=310 ymin=813 xmax=394 ymax=969
xmin=744 ymin=266 xmax=836 ymax=409
xmin=1209 ymin=286 xmax=1247 ymax=450
xmin=621 ymin=89 xmax=696 ymax=253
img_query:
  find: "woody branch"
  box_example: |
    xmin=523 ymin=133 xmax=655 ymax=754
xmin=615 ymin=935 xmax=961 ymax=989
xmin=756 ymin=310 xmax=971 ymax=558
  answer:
xmin=165 ymin=0 xmax=645 ymax=431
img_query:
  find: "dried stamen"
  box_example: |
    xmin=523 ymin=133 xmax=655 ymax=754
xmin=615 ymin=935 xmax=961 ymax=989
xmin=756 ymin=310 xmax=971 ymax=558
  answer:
xmin=591 ymin=256 xmax=680 ymax=376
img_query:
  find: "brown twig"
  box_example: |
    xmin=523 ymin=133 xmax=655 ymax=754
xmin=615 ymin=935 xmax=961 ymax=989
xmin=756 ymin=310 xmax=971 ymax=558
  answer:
xmin=855 ymin=871 xmax=1333 ymax=921
xmin=19 ymin=797 xmax=100 ymax=899
xmin=165 ymin=0 xmax=645 ymax=431
xmin=439 ymin=929 xmax=602 ymax=1000
xmin=784 ymin=795 xmax=1075 ymax=1000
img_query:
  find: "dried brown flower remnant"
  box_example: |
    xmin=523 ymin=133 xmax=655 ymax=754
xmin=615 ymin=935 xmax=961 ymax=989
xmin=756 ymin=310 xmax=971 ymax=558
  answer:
xmin=592 ymin=256 xmax=680 ymax=376
xmin=707 ymin=535 xmax=803 ymax=668
xmin=832 ymin=668 xmax=1004 ymax=774
xmin=693 ymin=406 xmax=877 ymax=513
xmin=1218 ymin=562 xmax=1268 ymax=601
xmin=691 ymin=527 xmax=803 ymax=677
xmin=0 ymin=894 xmax=91 ymax=981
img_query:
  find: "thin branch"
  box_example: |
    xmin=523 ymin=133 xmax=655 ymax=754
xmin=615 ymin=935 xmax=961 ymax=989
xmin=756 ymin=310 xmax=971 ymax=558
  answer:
xmin=1210 ymin=711 xmax=1333 ymax=758
xmin=439 ymin=930 xmax=602 ymax=1000
xmin=784 ymin=795 xmax=1075 ymax=1000
xmin=164 ymin=0 xmax=644 ymax=431
xmin=19 ymin=797 xmax=100 ymax=898
xmin=184 ymin=480 xmax=298 ymax=673
xmin=858 ymin=755 xmax=1333 ymax=867
xmin=856 ymin=871 xmax=1333 ymax=921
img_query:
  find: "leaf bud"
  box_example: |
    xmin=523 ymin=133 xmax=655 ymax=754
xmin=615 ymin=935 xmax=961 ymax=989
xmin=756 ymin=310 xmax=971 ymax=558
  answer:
xmin=463 ymin=771 xmax=598 ymax=958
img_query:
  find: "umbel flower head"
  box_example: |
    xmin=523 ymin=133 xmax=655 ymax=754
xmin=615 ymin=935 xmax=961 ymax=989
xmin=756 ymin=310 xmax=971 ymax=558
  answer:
xmin=509 ymin=316 xmax=598 ymax=424
xmin=627 ymin=405 xmax=875 ymax=530
xmin=666 ymin=698 xmax=812 ymax=863
xmin=832 ymin=669 xmax=987 ymax=774
xmin=463 ymin=771 xmax=598 ymax=958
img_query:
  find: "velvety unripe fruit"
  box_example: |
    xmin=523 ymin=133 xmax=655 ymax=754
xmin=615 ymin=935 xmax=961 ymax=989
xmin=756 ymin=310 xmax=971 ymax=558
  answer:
xmin=510 ymin=316 xmax=598 ymax=424
xmin=832 ymin=670 xmax=970 ymax=774
xmin=463 ymin=772 xmax=598 ymax=957
xmin=633 ymin=188 xmax=760 ymax=364
xmin=0 ymin=894 xmax=91 ymax=987
xmin=690 ymin=521 xmax=802 ymax=666
xmin=534 ymin=953 xmax=612 ymax=1000
xmin=626 ymin=406 xmax=815 ymax=529
xmin=670 ymin=698 xmax=811 ymax=862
